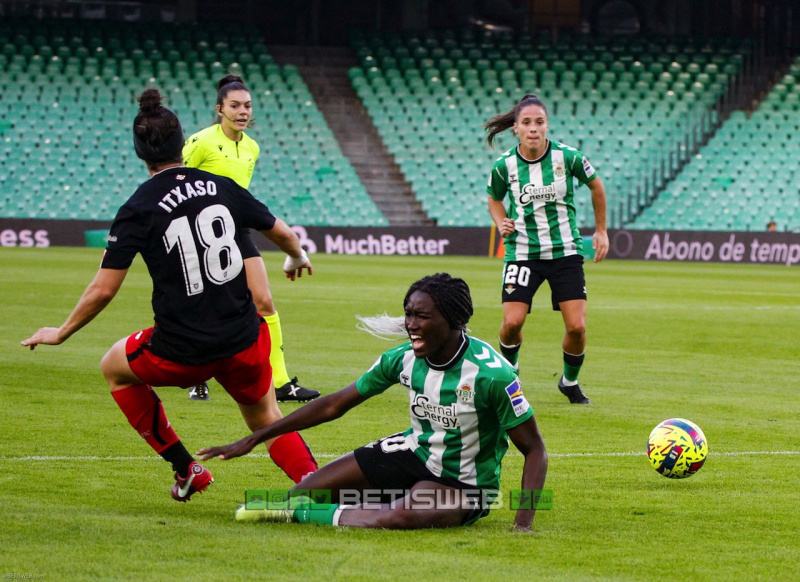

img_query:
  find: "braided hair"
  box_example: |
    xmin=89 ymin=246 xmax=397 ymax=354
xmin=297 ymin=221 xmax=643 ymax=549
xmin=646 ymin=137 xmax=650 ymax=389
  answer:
xmin=357 ymin=273 xmax=474 ymax=338
xmin=404 ymin=273 xmax=473 ymax=330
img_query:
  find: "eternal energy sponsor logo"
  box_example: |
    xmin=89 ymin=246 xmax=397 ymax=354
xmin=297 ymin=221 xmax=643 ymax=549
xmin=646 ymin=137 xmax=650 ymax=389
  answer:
xmin=410 ymin=395 xmax=459 ymax=428
xmin=519 ymin=183 xmax=557 ymax=205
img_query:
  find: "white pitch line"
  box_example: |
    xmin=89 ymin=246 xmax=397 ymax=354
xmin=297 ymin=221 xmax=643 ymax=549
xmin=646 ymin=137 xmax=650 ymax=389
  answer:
xmin=1 ymin=451 xmax=798 ymax=462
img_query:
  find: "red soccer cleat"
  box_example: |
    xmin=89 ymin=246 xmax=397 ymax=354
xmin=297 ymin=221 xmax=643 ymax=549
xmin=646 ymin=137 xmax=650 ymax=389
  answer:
xmin=171 ymin=461 xmax=214 ymax=502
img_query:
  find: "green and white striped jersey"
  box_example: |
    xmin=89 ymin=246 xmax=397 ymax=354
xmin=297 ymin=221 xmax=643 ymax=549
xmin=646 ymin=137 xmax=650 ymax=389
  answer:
xmin=487 ymin=140 xmax=597 ymax=261
xmin=356 ymin=334 xmax=533 ymax=492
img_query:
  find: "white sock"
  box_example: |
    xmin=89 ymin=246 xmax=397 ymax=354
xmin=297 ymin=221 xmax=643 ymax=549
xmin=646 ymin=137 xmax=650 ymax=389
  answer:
xmin=331 ymin=506 xmax=347 ymax=526
xmin=560 ymin=376 xmax=578 ymax=386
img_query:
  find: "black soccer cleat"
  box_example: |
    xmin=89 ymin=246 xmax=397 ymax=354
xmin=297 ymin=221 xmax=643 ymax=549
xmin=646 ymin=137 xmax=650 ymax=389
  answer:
xmin=275 ymin=377 xmax=320 ymax=402
xmin=189 ymin=382 xmax=210 ymax=401
xmin=558 ymin=378 xmax=590 ymax=404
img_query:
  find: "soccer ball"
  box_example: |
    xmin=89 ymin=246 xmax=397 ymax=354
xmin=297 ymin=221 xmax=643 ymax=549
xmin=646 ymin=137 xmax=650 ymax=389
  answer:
xmin=647 ymin=418 xmax=708 ymax=479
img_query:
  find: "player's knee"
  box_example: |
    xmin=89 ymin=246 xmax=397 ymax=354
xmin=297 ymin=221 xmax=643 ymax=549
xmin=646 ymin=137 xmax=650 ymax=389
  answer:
xmin=502 ymin=317 xmax=525 ymax=336
xmin=99 ymin=352 xmax=113 ymax=382
xmin=565 ymin=322 xmax=586 ymax=340
xmin=100 ymin=343 xmax=124 ymax=387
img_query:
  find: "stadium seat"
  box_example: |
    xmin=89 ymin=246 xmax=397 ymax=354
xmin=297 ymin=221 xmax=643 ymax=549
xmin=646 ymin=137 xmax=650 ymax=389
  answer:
xmin=0 ymin=16 xmax=382 ymax=227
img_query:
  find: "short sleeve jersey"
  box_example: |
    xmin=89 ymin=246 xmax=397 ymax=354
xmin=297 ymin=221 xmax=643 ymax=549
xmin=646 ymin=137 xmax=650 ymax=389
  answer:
xmin=183 ymin=124 xmax=259 ymax=189
xmin=487 ymin=140 xmax=597 ymax=261
xmin=355 ymin=334 xmax=533 ymax=493
xmin=101 ymin=166 xmax=276 ymax=365
xmin=183 ymin=125 xmax=262 ymax=259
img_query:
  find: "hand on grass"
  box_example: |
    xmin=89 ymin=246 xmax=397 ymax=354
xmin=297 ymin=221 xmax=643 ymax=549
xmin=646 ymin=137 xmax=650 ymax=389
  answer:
xmin=197 ymin=434 xmax=259 ymax=461
xmin=21 ymin=327 xmax=63 ymax=350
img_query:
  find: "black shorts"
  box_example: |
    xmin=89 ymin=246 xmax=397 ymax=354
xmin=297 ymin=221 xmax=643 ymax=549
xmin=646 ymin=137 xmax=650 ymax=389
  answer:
xmin=353 ymin=433 xmax=490 ymax=526
xmin=502 ymin=254 xmax=586 ymax=312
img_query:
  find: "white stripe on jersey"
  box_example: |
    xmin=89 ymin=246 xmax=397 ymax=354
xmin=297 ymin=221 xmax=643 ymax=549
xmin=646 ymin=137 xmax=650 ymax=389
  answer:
xmin=453 ymin=359 xmax=480 ymax=486
xmin=551 ymin=149 xmax=577 ymax=256
xmin=528 ymin=160 xmax=553 ymax=260
xmin=402 ymin=350 xmax=421 ymax=454
xmin=421 ymin=368 xmax=447 ymax=477
xmin=505 ymin=155 xmax=530 ymax=260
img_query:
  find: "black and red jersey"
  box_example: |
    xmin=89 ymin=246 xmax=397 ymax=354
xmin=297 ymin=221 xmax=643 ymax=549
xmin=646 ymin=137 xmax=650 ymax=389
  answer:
xmin=102 ymin=166 xmax=276 ymax=365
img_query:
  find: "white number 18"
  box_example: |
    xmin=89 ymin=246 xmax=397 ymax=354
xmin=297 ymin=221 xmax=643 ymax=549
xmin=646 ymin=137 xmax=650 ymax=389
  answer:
xmin=163 ymin=204 xmax=244 ymax=296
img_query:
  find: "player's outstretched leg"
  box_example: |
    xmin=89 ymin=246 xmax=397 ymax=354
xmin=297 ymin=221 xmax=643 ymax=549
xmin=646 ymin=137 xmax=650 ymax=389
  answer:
xmin=103 ymin=337 xmax=214 ymax=500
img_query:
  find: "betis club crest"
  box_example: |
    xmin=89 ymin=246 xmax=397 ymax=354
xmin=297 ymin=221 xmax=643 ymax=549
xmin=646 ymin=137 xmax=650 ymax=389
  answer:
xmin=456 ymin=384 xmax=474 ymax=403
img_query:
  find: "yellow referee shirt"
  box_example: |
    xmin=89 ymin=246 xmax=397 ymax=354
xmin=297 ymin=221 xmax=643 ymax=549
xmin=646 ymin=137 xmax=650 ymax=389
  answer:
xmin=183 ymin=124 xmax=260 ymax=189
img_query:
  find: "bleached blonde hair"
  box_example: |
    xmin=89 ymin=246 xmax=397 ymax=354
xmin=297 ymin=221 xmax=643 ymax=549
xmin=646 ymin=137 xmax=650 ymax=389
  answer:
xmin=355 ymin=313 xmax=406 ymax=340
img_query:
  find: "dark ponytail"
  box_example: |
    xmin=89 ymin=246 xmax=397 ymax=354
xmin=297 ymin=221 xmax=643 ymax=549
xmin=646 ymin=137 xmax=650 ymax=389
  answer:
xmin=216 ymin=74 xmax=247 ymax=102
xmin=484 ymin=93 xmax=548 ymax=148
xmin=132 ymin=88 xmax=184 ymax=169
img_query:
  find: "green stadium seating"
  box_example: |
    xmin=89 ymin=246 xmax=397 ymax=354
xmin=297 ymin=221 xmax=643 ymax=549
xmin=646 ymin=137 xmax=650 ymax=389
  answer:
xmin=2 ymin=20 xmax=768 ymax=230
xmin=0 ymin=16 xmax=383 ymax=226
xmin=349 ymin=29 xmax=749 ymax=228
xmin=630 ymin=66 xmax=800 ymax=233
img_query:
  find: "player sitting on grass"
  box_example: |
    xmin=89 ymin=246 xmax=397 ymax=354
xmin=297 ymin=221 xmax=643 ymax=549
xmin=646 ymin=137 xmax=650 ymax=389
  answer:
xmin=21 ymin=88 xmax=318 ymax=501
xmin=199 ymin=273 xmax=548 ymax=532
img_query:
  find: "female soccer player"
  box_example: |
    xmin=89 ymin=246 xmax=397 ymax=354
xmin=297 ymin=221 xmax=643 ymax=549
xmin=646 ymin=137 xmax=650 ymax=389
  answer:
xmin=199 ymin=273 xmax=548 ymax=532
xmin=182 ymin=74 xmax=319 ymax=403
xmin=21 ymin=89 xmax=318 ymax=500
xmin=485 ymin=94 xmax=609 ymax=405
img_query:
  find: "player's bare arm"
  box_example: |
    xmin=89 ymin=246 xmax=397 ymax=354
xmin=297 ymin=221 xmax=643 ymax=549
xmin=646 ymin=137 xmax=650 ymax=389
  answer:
xmin=199 ymin=384 xmax=367 ymax=460
xmin=507 ymin=416 xmax=548 ymax=533
xmin=488 ymin=196 xmax=515 ymax=237
xmin=21 ymin=268 xmax=128 ymax=349
xmin=588 ymin=177 xmax=609 ymax=263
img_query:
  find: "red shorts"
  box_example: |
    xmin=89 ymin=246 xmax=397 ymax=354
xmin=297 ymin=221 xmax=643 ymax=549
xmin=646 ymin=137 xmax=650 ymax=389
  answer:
xmin=126 ymin=320 xmax=272 ymax=406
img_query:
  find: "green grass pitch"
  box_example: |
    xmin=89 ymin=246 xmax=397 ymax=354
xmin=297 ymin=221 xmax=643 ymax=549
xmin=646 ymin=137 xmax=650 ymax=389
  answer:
xmin=1 ymin=247 xmax=798 ymax=581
